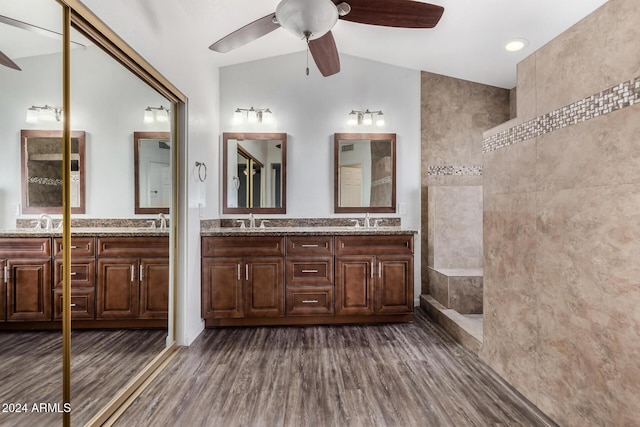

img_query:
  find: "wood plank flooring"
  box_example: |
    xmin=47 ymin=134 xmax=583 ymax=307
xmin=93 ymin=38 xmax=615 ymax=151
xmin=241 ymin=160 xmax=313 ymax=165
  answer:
xmin=114 ymin=309 xmax=556 ymax=427
xmin=0 ymin=329 xmax=166 ymax=427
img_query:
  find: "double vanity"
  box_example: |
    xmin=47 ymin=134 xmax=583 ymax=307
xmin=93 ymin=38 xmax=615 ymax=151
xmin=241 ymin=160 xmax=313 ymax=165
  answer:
xmin=201 ymin=226 xmax=415 ymax=327
xmin=0 ymin=227 xmax=169 ymax=329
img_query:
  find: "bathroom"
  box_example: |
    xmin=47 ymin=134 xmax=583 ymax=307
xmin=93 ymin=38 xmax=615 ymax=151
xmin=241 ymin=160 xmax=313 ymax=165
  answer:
xmin=1 ymin=0 xmax=639 ymax=425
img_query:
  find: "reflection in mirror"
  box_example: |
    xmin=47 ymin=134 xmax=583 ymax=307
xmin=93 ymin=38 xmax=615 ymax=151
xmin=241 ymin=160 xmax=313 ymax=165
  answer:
xmin=223 ymin=132 xmax=286 ymax=214
xmin=134 ymin=132 xmax=171 ymax=214
xmin=20 ymin=130 xmax=86 ymax=214
xmin=334 ymin=133 xmax=396 ymax=213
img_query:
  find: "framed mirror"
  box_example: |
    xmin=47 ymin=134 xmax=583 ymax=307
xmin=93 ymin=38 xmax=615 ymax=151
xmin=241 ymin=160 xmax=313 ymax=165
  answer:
xmin=222 ymin=132 xmax=286 ymax=214
xmin=20 ymin=129 xmax=86 ymax=214
xmin=134 ymin=131 xmax=171 ymax=214
xmin=334 ymin=133 xmax=396 ymax=213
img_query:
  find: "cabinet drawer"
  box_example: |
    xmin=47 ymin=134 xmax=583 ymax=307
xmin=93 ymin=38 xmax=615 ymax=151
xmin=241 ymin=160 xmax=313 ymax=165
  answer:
xmin=53 ymin=237 xmax=95 ymax=257
xmin=202 ymin=236 xmax=284 ymax=257
xmin=53 ymin=258 xmax=95 ymax=288
xmin=97 ymin=237 xmax=169 ymax=257
xmin=53 ymin=289 xmax=95 ymax=320
xmin=0 ymin=238 xmax=51 ymax=257
xmin=286 ymin=256 xmax=333 ymax=286
xmin=335 ymin=235 xmax=413 ymax=255
xmin=286 ymin=236 xmax=334 ymax=256
xmin=286 ymin=286 xmax=334 ymax=316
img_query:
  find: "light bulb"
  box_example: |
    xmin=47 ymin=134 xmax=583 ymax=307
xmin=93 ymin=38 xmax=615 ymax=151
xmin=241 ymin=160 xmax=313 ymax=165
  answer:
xmin=347 ymin=112 xmax=357 ymax=126
xmin=26 ymin=108 xmax=39 ymax=123
xmin=262 ymin=110 xmax=273 ymax=124
xmin=247 ymin=109 xmax=258 ymax=123
xmin=375 ymin=112 xmax=385 ymax=127
xmin=156 ymin=108 xmax=169 ymax=123
xmin=363 ymin=114 xmax=373 ymax=126
xmin=143 ymin=109 xmax=154 ymax=124
xmin=233 ymin=109 xmax=243 ymax=124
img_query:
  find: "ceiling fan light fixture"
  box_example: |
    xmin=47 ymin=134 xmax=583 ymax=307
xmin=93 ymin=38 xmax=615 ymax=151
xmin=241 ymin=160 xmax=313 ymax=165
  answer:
xmin=275 ymin=0 xmax=338 ymax=40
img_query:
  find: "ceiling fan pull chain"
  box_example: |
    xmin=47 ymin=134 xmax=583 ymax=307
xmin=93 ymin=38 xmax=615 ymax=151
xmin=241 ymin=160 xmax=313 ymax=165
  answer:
xmin=304 ymin=31 xmax=311 ymax=76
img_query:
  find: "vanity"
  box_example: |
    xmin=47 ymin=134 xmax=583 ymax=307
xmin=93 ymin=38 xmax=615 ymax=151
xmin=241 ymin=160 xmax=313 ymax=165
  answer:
xmin=0 ymin=228 xmax=169 ymax=329
xmin=201 ymin=227 xmax=415 ymax=327
xmin=204 ymin=131 xmax=412 ymax=326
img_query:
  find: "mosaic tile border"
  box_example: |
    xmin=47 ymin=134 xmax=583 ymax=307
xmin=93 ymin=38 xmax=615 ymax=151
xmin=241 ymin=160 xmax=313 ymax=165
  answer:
xmin=483 ymin=75 xmax=640 ymax=152
xmin=427 ymin=165 xmax=483 ymax=176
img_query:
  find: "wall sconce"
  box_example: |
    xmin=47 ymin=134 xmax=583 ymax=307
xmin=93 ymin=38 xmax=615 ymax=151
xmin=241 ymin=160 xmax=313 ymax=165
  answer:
xmin=25 ymin=105 xmax=62 ymax=123
xmin=347 ymin=109 xmax=385 ymax=127
xmin=143 ymin=106 xmax=170 ymax=124
xmin=233 ymin=107 xmax=273 ymax=124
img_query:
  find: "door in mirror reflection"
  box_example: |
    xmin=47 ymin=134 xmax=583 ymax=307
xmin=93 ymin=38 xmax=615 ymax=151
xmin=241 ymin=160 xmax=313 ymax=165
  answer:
xmin=334 ymin=133 xmax=396 ymax=213
xmin=223 ymin=132 xmax=286 ymax=214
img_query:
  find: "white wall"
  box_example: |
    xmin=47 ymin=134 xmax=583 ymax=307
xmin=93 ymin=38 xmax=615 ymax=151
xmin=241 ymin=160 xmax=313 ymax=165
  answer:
xmin=0 ymin=46 xmax=170 ymax=229
xmin=219 ymin=52 xmax=422 ymax=300
xmin=81 ymin=0 xmax=220 ymax=345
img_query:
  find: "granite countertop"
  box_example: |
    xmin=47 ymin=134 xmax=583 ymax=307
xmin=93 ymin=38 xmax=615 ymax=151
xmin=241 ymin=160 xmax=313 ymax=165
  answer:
xmin=200 ymin=226 xmax=418 ymax=237
xmin=0 ymin=227 xmax=170 ymax=238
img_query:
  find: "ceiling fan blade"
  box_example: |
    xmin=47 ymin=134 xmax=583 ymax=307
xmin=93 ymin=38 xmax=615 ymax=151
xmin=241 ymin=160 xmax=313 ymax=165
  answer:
xmin=0 ymin=48 xmax=21 ymax=71
xmin=308 ymin=31 xmax=340 ymax=77
xmin=209 ymin=13 xmax=280 ymax=53
xmin=337 ymin=0 xmax=444 ymax=28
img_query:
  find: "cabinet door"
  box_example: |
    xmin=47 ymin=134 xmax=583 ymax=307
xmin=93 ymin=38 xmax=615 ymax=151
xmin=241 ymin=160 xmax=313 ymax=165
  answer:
xmin=139 ymin=258 xmax=169 ymax=319
xmin=335 ymin=256 xmax=374 ymax=316
xmin=6 ymin=258 xmax=52 ymax=321
xmin=0 ymin=259 xmax=6 ymax=321
xmin=375 ymin=255 xmax=414 ymax=314
xmin=245 ymin=257 xmax=284 ymax=317
xmin=202 ymin=257 xmax=243 ymax=319
xmin=97 ymin=258 xmax=139 ymax=319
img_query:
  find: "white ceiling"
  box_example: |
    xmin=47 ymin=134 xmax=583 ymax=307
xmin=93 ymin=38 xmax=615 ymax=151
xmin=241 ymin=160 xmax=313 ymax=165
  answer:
xmin=2 ymin=0 xmax=610 ymax=89
xmin=189 ymin=0 xmax=610 ymax=88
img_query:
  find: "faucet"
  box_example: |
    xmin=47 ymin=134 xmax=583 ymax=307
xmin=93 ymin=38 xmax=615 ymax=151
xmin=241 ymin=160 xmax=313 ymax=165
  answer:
xmin=364 ymin=212 xmax=371 ymax=228
xmin=39 ymin=214 xmax=53 ymax=231
xmin=158 ymin=213 xmax=167 ymax=229
xmin=248 ymin=213 xmax=256 ymax=228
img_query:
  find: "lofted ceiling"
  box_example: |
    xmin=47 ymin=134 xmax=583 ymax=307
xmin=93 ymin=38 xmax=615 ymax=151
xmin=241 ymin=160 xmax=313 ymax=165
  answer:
xmin=196 ymin=0 xmax=610 ymax=88
xmin=2 ymin=0 xmax=610 ymax=89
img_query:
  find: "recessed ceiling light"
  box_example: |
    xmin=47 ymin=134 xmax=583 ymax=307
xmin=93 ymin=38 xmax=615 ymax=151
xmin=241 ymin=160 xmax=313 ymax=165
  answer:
xmin=505 ymin=38 xmax=528 ymax=52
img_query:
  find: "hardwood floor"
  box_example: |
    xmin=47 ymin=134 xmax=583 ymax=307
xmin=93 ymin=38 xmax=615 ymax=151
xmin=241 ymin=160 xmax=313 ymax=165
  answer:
xmin=0 ymin=329 xmax=166 ymax=426
xmin=114 ymin=309 xmax=556 ymax=427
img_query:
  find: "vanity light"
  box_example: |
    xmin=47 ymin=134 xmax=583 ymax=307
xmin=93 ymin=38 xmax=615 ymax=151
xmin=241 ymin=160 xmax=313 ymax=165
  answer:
xmin=25 ymin=105 xmax=62 ymax=123
xmin=143 ymin=106 xmax=170 ymax=124
xmin=233 ymin=107 xmax=273 ymax=124
xmin=347 ymin=109 xmax=385 ymax=127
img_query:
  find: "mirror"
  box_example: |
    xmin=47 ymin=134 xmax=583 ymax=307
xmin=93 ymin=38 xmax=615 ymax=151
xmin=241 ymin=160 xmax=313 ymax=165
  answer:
xmin=223 ymin=132 xmax=286 ymax=214
xmin=20 ymin=129 xmax=86 ymax=214
xmin=134 ymin=131 xmax=171 ymax=214
xmin=334 ymin=133 xmax=396 ymax=213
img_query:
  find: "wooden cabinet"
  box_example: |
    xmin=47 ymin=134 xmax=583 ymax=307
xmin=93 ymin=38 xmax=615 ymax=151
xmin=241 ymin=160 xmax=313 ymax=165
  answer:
xmin=285 ymin=236 xmax=334 ymax=316
xmin=53 ymin=237 xmax=96 ymax=320
xmin=336 ymin=235 xmax=413 ymax=316
xmin=0 ymin=238 xmax=52 ymax=322
xmin=202 ymin=232 xmax=414 ymax=327
xmin=201 ymin=236 xmax=285 ymax=320
xmin=96 ymin=237 xmax=169 ymax=320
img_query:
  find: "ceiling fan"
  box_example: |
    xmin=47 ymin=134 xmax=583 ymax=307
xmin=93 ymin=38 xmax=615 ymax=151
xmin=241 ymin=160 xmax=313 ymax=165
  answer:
xmin=0 ymin=48 xmax=21 ymax=71
xmin=209 ymin=0 xmax=444 ymax=77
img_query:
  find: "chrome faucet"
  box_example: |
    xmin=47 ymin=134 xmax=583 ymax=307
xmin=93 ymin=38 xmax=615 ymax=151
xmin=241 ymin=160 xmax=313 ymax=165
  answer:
xmin=248 ymin=213 xmax=256 ymax=228
xmin=364 ymin=212 xmax=371 ymax=228
xmin=39 ymin=214 xmax=53 ymax=231
xmin=158 ymin=213 xmax=167 ymax=229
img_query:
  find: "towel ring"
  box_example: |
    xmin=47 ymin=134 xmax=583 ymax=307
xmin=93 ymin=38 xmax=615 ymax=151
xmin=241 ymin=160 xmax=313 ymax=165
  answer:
xmin=195 ymin=161 xmax=207 ymax=182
